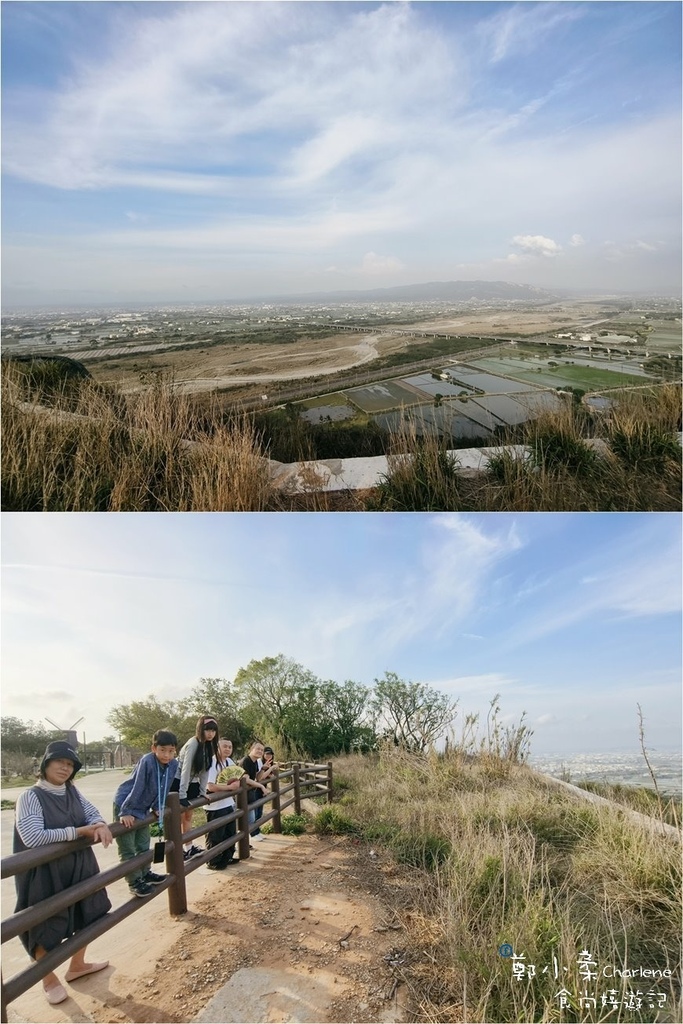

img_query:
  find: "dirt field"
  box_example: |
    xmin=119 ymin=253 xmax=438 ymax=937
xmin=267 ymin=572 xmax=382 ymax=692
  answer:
xmin=87 ymin=333 xmax=408 ymax=396
xmin=82 ymin=301 xmax=623 ymax=398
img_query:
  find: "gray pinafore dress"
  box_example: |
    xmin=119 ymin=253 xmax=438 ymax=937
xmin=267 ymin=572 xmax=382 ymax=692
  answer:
xmin=13 ymin=785 xmax=111 ymax=957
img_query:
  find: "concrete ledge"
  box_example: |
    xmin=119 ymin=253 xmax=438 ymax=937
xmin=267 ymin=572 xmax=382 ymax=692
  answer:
xmin=540 ymin=774 xmax=681 ymax=841
xmin=269 ymin=436 xmax=682 ymax=494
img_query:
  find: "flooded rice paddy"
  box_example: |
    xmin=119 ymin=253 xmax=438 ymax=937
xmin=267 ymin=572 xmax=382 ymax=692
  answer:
xmin=295 ymin=344 xmax=665 ymax=440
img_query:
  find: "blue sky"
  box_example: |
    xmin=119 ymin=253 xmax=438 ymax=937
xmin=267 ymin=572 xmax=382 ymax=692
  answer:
xmin=2 ymin=1 xmax=681 ymax=308
xmin=2 ymin=512 xmax=680 ymax=755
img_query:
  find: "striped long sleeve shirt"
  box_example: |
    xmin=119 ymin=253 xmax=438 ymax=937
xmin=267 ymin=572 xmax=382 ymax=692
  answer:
xmin=15 ymin=784 xmax=106 ymax=847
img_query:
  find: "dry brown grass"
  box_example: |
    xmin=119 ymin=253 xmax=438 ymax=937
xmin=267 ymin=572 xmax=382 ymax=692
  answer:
xmin=1 ymin=363 xmax=274 ymax=511
xmin=3 ymin=359 xmax=680 ymax=512
xmin=327 ymin=748 xmax=682 ymax=1023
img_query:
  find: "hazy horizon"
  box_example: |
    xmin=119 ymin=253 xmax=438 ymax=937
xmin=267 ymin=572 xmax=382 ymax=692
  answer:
xmin=3 ymin=1 xmax=681 ymax=308
xmin=2 ymin=278 xmax=682 ymax=317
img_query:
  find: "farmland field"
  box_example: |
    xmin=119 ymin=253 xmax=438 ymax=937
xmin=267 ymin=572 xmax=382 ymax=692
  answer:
xmin=402 ymin=373 xmax=476 ymax=398
xmin=444 ymin=366 xmax=539 ymax=394
xmin=343 ymin=380 xmax=423 ymax=413
xmin=470 ymin=357 xmax=647 ymax=391
xmin=376 ymin=406 xmax=490 ymax=438
xmin=646 ymin=319 xmax=683 ymax=350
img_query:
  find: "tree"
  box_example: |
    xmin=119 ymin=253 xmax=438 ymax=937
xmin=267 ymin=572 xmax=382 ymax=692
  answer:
xmin=319 ymin=680 xmax=374 ymax=753
xmin=233 ymin=655 xmax=320 ymax=747
xmin=372 ymin=672 xmax=458 ymax=752
xmin=106 ymin=696 xmax=195 ymax=751
xmin=182 ymin=677 xmax=248 ymax=750
xmin=1 ymin=718 xmax=53 ymax=776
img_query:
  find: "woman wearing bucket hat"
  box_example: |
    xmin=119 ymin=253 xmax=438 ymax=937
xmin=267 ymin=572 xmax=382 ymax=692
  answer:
xmin=13 ymin=741 xmax=114 ymax=1006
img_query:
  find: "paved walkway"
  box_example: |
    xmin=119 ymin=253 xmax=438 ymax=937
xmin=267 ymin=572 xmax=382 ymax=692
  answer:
xmin=1 ymin=772 xmax=291 ymax=1023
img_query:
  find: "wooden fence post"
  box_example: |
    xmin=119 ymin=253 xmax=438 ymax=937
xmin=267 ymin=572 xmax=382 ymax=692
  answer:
xmin=271 ymin=770 xmax=282 ymax=833
xmin=327 ymin=761 xmax=333 ymax=803
xmin=164 ymin=792 xmax=187 ymax=916
xmin=293 ymin=762 xmax=301 ymax=815
xmin=237 ymin=776 xmax=250 ymax=861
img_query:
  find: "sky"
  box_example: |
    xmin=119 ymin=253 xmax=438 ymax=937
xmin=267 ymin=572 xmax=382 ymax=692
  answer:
xmin=2 ymin=511 xmax=681 ymax=756
xmin=1 ymin=1 xmax=681 ymax=309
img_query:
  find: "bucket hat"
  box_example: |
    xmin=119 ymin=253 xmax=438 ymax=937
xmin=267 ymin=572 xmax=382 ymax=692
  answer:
xmin=40 ymin=741 xmax=82 ymax=780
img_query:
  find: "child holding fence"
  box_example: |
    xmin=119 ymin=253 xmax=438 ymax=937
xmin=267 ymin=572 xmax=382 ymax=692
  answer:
xmin=170 ymin=715 xmax=219 ymax=860
xmin=240 ymin=740 xmax=269 ymax=841
xmin=204 ymin=738 xmax=243 ymax=869
xmin=113 ymin=729 xmax=178 ymax=897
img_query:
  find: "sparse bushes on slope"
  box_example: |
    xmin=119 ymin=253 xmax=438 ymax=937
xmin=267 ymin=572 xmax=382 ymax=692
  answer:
xmin=326 ymin=749 xmax=682 ymax=1023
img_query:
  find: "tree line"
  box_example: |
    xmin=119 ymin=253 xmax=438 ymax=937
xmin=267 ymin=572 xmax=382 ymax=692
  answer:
xmin=105 ymin=655 xmax=458 ymax=760
xmin=2 ymin=658 xmax=533 ymax=776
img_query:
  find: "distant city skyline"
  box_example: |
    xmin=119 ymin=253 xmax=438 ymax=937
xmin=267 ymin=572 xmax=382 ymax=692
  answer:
xmin=2 ymin=1 xmax=681 ymax=307
xmin=2 ymin=513 xmax=681 ymax=756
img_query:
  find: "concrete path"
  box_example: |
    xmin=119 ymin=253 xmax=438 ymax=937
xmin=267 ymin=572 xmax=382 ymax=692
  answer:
xmin=2 ymin=773 xmax=297 ymax=1024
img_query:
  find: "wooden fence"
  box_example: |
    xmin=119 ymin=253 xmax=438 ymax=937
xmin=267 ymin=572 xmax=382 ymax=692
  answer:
xmin=0 ymin=761 xmax=332 ymax=1022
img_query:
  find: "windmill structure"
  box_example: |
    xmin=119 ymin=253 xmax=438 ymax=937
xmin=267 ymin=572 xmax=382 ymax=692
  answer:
xmin=44 ymin=716 xmax=84 ymax=750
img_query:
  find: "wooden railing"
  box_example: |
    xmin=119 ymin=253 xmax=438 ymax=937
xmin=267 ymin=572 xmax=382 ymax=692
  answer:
xmin=0 ymin=761 xmax=332 ymax=1022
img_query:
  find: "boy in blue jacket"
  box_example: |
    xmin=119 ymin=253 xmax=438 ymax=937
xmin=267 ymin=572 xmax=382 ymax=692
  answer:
xmin=113 ymin=730 xmax=178 ymax=897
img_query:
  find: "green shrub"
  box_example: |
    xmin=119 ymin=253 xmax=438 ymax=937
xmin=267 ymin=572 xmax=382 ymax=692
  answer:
xmin=373 ymin=443 xmax=462 ymax=511
xmin=608 ymin=423 xmax=681 ymax=472
xmin=313 ymin=806 xmax=360 ymax=835
xmin=530 ymin=426 xmax=597 ymax=475
xmin=281 ymin=813 xmax=309 ymax=835
xmin=391 ymin=830 xmax=452 ymax=872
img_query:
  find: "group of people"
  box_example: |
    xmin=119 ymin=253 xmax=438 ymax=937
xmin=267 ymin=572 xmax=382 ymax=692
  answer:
xmin=12 ymin=715 xmax=278 ymax=1006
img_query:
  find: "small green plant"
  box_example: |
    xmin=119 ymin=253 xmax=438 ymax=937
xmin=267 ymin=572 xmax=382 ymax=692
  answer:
xmin=391 ymin=830 xmax=452 ymax=871
xmin=485 ymin=447 xmax=527 ymax=484
xmin=281 ymin=812 xmax=309 ymax=835
xmin=530 ymin=425 xmax=597 ymax=475
xmin=608 ymin=422 xmax=681 ymax=471
xmin=374 ymin=436 xmax=462 ymax=511
xmin=1 ymin=799 xmax=16 ymax=810
xmin=313 ymin=805 xmax=360 ymax=835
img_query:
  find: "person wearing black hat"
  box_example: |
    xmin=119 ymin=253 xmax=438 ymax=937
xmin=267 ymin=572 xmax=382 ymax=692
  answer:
xmin=13 ymin=741 xmax=113 ymax=1006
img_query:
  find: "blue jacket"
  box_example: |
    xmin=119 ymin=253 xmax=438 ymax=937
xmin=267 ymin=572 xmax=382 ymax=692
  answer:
xmin=114 ymin=753 xmax=178 ymax=820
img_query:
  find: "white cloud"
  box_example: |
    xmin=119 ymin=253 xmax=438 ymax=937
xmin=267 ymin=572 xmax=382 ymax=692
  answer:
xmin=435 ymin=673 xmax=518 ymax=696
xmin=481 ymin=2 xmax=585 ymax=65
xmin=3 ymin=3 xmax=681 ymax=300
xmin=511 ymin=234 xmax=562 ymax=257
xmin=505 ymin=529 xmax=681 ymax=648
xmin=494 ymin=253 xmax=531 ymax=265
xmin=569 ymin=233 xmax=585 ymax=246
xmin=601 ymin=238 xmax=662 ymax=262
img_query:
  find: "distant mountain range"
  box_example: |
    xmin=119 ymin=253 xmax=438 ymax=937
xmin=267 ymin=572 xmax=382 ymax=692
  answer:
xmin=263 ymin=280 xmax=561 ymax=304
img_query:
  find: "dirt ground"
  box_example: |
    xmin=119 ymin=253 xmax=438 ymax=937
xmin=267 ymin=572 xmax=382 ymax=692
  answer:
xmin=85 ymin=302 xmax=615 ymax=397
xmin=5 ymin=827 xmax=426 ymax=1024
xmin=88 ymin=333 xmax=406 ymax=395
